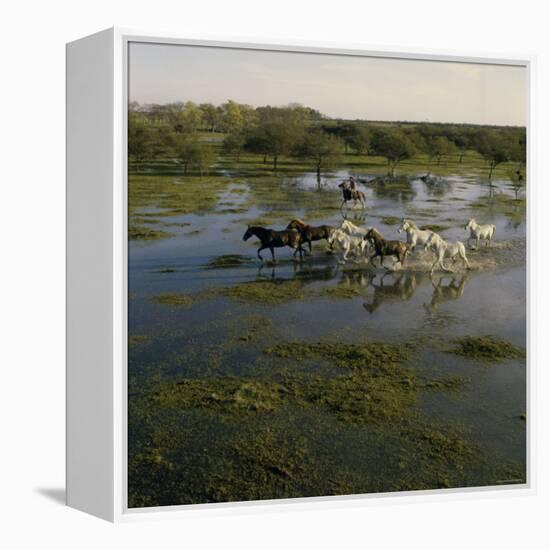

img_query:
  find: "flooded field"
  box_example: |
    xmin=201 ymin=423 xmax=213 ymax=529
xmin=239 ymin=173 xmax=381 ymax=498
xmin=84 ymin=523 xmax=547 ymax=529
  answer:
xmin=128 ymin=167 xmax=526 ymax=508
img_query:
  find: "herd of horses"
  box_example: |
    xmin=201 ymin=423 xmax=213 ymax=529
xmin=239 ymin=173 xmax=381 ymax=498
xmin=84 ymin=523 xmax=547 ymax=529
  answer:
xmin=243 ymin=217 xmax=497 ymax=274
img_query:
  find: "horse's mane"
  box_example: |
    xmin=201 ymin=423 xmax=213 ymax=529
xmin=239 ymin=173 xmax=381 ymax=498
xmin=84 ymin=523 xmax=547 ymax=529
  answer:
xmin=288 ymin=218 xmax=307 ymax=228
xmin=402 ymin=218 xmax=418 ymax=229
xmin=342 ymin=219 xmax=360 ymax=230
xmin=366 ymin=227 xmax=384 ymax=241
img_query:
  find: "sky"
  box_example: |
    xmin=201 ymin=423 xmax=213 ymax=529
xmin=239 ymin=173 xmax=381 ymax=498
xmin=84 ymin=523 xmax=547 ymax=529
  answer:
xmin=129 ymin=42 xmax=527 ymax=126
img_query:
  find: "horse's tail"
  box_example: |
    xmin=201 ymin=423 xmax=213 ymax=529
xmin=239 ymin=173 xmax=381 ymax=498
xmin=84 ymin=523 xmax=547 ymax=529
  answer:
xmin=490 ymin=225 xmax=496 ymax=240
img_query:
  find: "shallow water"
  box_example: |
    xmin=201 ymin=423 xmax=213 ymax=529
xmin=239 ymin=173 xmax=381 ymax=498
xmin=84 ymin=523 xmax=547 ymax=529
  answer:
xmin=128 ymin=169 xmax=526 ymax=505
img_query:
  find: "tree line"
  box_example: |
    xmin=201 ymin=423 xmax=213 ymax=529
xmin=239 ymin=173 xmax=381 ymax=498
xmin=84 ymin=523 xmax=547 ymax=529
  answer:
xmin=129 ymin=100 xmax=526 ymax=180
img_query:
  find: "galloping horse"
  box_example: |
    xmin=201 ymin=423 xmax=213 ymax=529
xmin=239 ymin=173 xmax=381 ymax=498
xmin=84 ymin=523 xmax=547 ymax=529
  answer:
xmin=338 ymin=181 xmax=366 ymax=209
xmin=465 ymin=219 xmax=496 ymax=248
xmin=339 ymin=219 xmax=371 ymax=238
xmin=398 ymin=219 xmax=437 ymax=252
xmin=286 ymin=219 xmax=334 ymax=254
xmin=425 ymin=233 xmax=470 ymax=274
xmin=328 ymin=228 xmax=369 ymax=263
xmin=243 ymin=226 xmax=305 ymax=262
xmin=364 ymin=228 xmax=410 ymax=268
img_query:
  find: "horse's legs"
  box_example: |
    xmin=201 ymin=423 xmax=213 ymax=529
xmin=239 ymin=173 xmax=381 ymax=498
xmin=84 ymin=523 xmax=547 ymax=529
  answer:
xmin=340 ymin=199 xmax=347 ymax=209
xmin=257 ymin=245 xmax=268 ymax=261
xmin=462 ymin=250 xmax=471 ymax=269
xmin=342 ymin=243 xmax=350 ymax=261
xmin=308 ymin=241 xmax=312 ymax=254
xmin=270 ymin=247 xmax=276 ymax=263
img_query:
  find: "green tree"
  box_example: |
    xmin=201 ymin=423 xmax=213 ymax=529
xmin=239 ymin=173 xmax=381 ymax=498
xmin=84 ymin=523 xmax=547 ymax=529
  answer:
xmin=370 ymin=128 xmax=417 ymax=177
xmin=474 ymin=130 xmax=514 ymax=179
xmin=347 ymin=124 xmax=371 ymax=155
xmin=246 ymin=106 xmax=307 ymax=170
xmin=222 ymin=131 xmax=246 ymax=160
xmin=128 ymin=111 xmax=154 ymax=161
xmin=200 ymin=103 xmax=222 ymax=132
xmin=172 ymin=134 xmax=214 ymax=175
xmin=221 ymin=100 xmax=245 ymax=132
xmin=168 ymin=102 xmax=203 ymax=134
xmin=427 ymin=136 xmax=457 ymax=165
xmin=295 ymin=129 xmax=344 ymax=181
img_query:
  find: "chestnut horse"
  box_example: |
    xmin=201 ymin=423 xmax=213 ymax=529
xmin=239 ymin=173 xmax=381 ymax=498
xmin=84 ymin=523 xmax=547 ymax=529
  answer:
xmin=364 ymin=228 xmax=410 ymax=268
xmin=338 ymin=181 xmax=366 ymax=209
xmin=286 ymin=219 xmax=334 ymax=253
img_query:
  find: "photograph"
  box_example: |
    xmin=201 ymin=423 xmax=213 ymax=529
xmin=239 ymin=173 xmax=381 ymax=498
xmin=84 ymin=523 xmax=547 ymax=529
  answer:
xmin=126 ymin=41 xmax=527 ymax=508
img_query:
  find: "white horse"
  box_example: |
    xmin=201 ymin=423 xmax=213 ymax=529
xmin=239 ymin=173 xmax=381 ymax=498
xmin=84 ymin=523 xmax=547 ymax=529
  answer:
xmin=398 ymin=219 xmax=437 ymax=252
xmin=340 ymin=219 xmax=371 ymax=237
xmin=426 ymin=233 xmax=470 ymax=274
xmin=465 ymin=219 xmax=496 ymax=248
xmin=328 ymin=228 xmax=369 ymax=263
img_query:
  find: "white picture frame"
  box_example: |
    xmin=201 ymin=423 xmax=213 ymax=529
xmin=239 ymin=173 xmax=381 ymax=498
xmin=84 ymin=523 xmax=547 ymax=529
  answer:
xmin=66 ymin=27 xmax=536 ymax=522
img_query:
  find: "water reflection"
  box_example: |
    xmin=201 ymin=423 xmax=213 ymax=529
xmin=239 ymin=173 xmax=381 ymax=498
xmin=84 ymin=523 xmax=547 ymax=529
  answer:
xmin=424 ymin=273 xmax=469 ymax=314
xmin=363 ymin=271 xmax=420 ymax=314
xmin=369 ymin=177 xmax=417 ymax=202
xmin=422 ymin=177 xmax=454 ymax=197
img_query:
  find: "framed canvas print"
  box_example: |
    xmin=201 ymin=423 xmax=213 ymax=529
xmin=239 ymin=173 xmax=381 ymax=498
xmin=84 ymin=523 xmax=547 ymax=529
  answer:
xmin=66 ymin=28 xmax=534 ymax=521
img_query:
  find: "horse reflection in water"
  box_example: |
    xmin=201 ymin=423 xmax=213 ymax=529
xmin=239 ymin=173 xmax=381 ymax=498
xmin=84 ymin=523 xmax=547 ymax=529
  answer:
xmin=424 ymin=274 xmax=469 ymax=314
xmin=362 ymin=272 xmax=419 ymax=314
xmin=257 ymin=261 xmax=336 ymax=282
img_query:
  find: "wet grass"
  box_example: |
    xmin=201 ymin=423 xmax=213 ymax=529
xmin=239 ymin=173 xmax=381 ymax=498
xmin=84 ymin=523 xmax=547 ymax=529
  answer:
xmin=204 ymin=254 xmax=251 ymax=269
xmin=448 ymin=335 xmax=525 ymax=362
xmin=129 ymin=225 xmax=174 ymax=241
xmin=128 ymin=340 xmax=523 ymax=506
xmin=129 ymin=172 xmax=232 ymax=217
xmin=420 ymin=223 xmax=449 ymax=232
xmin=150 ymin=279 xmax=306 ymax=309
xmin=379 ymin=216 xmax=401 ymax=225
xmin=265 ymin=341 xmax=412 ymax=371
xmin=219 ymin=280 xmax=305 ymax=304
xmin=151 ymin=293 xmax=194 ymax=308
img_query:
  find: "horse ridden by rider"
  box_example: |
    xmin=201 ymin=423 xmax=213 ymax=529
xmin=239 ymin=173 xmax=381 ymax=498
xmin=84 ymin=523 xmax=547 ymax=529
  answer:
xmin=338 ymin=177 xmax=366 ymax=209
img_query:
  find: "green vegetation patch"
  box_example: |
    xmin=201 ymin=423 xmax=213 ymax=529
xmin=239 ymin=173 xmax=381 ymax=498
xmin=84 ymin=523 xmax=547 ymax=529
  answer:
xmin=220 ymin=280 xmax=305 ymax=304
xmin=379 ymin=216 xmax=401 ymax=225
xmin=204 ymin=254 xmax=250 ymax=270
xmin=129 ymin=225 xmax=174 ymax=241
xmin=266 ymin=341 xmax=411 ymax=371
xmin=448 ymin=335 xmax=525 ymax=362
xmin=420 ymin=224 xmax=448 ymax=232
xmin=151 ymin=293 xmax=194 ymax=308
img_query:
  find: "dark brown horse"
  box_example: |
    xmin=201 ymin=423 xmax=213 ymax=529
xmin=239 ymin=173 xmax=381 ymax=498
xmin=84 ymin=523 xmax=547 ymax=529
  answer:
xmin=338 ymin=181 xmax=366 ymax=209
xmin=286 ymin=219 xmax=334 ymax=253
xmin=243 ymin=226 xmax=305 ymax=262
xmin=364 ymin=228 xmax=410 ymax=268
